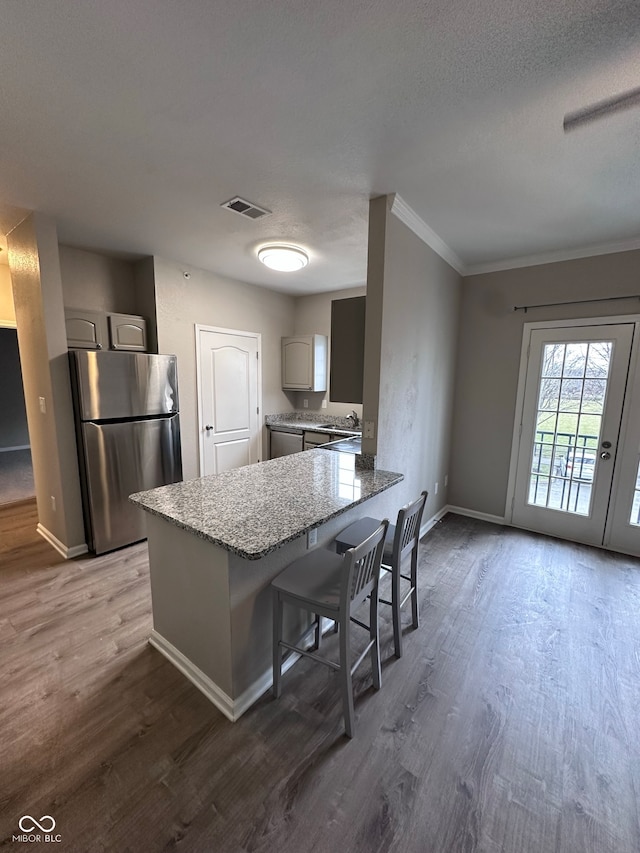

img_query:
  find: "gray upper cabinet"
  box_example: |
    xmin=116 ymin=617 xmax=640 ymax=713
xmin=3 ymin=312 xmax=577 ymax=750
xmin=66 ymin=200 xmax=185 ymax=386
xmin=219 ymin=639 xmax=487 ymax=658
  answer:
xmin=282 ymin=335 xmax=328 ymax=391
xmin=65 ymin=307 xmax=108 ymax=350
xmin=330 ymin=296 xmax=365 ymax=404
xmin=108 ymin=313 xmax=148 ymax=351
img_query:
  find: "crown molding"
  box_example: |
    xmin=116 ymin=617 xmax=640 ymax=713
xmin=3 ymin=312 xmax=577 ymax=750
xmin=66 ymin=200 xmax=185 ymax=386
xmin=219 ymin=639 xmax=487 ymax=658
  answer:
xmin=465 ymin=236 xmax=640 ymax=277
xmin=388 ymin=194 xmax=465 ymax=275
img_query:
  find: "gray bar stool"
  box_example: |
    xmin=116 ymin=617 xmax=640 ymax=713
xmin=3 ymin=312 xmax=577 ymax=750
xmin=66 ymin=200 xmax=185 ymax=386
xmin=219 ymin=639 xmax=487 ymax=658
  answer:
xmin=272 ymin=520 xmax=389 ymax=738
xmin=335 ymin=490 xmax=428 ymax=658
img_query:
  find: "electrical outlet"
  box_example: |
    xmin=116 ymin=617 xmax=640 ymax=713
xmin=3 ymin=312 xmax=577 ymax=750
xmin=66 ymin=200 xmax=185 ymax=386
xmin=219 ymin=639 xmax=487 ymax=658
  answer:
xmin=39 ymin=396 xmax=46 ymax=414
xmin=364 ymin=420 xmax=375 ymax=439
xmin=434 ymin=482 xmax=439 ymax=495
xmin=303 ymin=399 xmax=308 ymax=408
xmin=307 ymin=528 xmax=317 ymax=548
xmin=50 ymin=495 xmax=56 ymax=512
xmin=321 ymin=399 xmax=327 ymax=409
xmin=444 ymin=474 xmax=449 ymax=487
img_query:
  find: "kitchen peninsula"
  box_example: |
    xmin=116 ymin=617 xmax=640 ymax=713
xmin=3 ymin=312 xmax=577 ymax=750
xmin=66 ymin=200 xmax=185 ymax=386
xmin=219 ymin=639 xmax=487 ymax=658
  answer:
xmin=130 ymin=449 xmax=402 ymax=721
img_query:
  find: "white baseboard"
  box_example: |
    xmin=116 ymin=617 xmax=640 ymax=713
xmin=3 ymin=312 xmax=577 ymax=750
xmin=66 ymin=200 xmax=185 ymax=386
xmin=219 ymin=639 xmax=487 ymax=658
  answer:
xmin=0 ymin=444 xmax=30 ymax=453
xmin=36 ymin=523 xmax=88 ymax=559
xmin=149 ymin=629 xmax=300 ymax=723
xmin=420 ymin=504 xmax=450 ymax=538
xmin=444 ymin=505 xmax=506 ymax=526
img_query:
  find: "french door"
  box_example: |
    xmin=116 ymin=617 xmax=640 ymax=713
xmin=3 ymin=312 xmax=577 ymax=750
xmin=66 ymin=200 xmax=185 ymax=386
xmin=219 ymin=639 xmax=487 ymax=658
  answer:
xmin=511 ymin=322 xmax=640 ymax=554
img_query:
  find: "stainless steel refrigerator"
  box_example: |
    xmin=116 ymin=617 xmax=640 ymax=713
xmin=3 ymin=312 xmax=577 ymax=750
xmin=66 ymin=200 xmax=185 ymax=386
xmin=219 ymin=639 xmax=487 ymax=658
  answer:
xmin=69 ymin=350 xmax=183 ymax=554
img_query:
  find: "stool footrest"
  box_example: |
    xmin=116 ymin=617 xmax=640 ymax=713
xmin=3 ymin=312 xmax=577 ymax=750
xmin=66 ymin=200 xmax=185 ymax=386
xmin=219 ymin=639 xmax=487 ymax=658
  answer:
xmin=278 ymin=640 xmax=340 ymax=672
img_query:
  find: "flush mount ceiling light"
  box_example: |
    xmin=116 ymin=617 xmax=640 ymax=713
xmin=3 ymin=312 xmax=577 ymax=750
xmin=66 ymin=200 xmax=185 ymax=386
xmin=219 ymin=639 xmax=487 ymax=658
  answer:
xmin=257 ymin=244 xmax=309 ymax=272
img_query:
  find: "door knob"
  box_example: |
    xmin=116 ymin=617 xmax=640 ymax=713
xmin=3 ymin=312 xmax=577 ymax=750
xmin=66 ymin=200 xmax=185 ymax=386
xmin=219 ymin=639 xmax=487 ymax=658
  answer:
xmin=205 ymin=424 xmax=213 ymax=431
xmin=600 ymin=451 xmax=611 ymax=460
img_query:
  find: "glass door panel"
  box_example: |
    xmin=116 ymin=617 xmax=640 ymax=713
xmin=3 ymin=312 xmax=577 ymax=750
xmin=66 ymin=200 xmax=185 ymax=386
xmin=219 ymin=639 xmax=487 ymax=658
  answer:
xmin=512 ymin=325 xmax=634 ymax=546
xmin=604 ymin=339 xmax=640 ymax=556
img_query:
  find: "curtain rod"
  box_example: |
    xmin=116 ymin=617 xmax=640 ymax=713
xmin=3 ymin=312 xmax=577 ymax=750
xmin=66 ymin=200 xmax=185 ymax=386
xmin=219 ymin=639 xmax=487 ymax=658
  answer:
xmin=513 ymin=295 xmax=640 ymax=313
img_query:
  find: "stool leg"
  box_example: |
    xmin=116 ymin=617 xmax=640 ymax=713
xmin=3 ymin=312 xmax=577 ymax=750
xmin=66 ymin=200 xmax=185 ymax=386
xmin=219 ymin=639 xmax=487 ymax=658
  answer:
xmin=411 ymin=549 xmax=419 ymax=630
xmin=314 ymin=613 xmax=322 ymax=650
xmin=392 ymin=560 xmax=403 ymax=658
xmin=339 ymin=619 xmax=355 ymax=738
xmin=369 ymin=590 xmax=381 ymax=690
xmin=272 ymin=590 xmax=283 ymax=698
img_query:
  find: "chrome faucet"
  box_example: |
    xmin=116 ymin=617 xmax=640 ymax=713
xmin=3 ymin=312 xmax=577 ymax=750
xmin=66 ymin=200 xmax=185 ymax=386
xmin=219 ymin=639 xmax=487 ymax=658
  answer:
xmin=346 ymin=410 xmax=360 ymax=429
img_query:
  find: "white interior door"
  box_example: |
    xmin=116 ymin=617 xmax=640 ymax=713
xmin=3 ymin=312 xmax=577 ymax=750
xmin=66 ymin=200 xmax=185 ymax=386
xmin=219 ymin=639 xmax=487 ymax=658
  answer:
xmin=511 ymin=324 xmax=634 ymax=546
xmin=197 ymin=327 xmax=261 ymax=476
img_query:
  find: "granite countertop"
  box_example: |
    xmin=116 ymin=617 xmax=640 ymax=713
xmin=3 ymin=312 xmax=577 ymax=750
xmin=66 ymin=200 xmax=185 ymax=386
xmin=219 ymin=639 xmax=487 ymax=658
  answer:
xmin=321 ymin=436 xmax=362 ymax=454
xmin=267 ymin=420 xmax=360 ymax=437
xmin=265 ymin=413 xmax=361 ymax=438
xmin=130 ymin=450 xmax=402 ymax=561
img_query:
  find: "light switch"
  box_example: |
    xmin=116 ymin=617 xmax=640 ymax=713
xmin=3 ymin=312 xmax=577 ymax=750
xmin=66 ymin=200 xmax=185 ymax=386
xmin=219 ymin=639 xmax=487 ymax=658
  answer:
xmin=39 ymin=396 xmax=46 ymax=414
xmin=363 ymin=420 xmax=375 ymax=439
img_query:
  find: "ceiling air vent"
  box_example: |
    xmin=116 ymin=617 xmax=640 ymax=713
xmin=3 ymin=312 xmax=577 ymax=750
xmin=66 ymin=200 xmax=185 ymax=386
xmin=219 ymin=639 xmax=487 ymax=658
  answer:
xmin=221 ymin=197 xmax=271 ymax=220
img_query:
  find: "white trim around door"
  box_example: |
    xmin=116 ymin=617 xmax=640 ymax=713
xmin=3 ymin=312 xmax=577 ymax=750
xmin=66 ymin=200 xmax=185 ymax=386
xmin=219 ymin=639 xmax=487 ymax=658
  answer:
xmin=195 ymin=324 xmax=262 ymax=477
xmin=506 ymin=314 xmax=640 ymax=556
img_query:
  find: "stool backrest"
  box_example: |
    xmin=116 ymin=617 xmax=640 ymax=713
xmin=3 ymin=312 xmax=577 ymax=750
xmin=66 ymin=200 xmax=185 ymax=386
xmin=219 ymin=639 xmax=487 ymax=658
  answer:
xmin=342 ymin=519 xmax=389 ymax=611
xmin=392 ymin=490 xmax=428 ymax=566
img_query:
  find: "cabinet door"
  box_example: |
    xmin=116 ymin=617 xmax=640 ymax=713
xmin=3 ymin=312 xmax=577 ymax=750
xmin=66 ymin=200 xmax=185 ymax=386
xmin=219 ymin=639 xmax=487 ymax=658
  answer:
xmin=108 ymin=313 xmax=148 ymax=351
xmin=330 ymin=296 xmax=365 ymax=403
xmin=282 ymin=335 xmax=327 ymax=391
xmin=65 ymin=308 xmax=107 ymax=350
xmin=282 ymin=337 xmax=313 ymax=389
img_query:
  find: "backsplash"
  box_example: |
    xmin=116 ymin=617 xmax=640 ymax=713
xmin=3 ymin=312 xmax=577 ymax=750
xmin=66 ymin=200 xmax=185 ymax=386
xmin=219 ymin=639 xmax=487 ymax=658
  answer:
xmin=265 ymin=411 xmax=360 ymax=431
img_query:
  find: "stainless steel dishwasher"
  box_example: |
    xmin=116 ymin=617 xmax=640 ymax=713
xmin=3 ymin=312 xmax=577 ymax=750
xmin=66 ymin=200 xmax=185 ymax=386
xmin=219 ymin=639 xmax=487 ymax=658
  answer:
xmin=269 ymin=426 xmax=303 ymax=458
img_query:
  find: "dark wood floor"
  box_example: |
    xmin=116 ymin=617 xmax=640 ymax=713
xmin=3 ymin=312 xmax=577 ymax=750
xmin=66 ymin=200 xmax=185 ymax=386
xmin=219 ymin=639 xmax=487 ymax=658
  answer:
xmin=1 ymin=503 xmax=639 ymax=853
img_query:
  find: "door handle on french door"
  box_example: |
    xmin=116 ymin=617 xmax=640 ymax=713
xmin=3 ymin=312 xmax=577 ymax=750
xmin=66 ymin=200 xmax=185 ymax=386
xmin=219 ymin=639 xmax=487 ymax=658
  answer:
xmin=205 ymin=424 xmax=213 ymax=431
xmin=600 ymin=451 xmax=611 ymax=460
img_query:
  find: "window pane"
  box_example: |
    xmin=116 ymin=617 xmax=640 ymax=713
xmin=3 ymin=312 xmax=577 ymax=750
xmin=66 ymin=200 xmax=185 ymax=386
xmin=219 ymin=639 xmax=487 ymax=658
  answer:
xmin=528 ymin=475 xmax=550 ymax=506
xmin=536 ymin=411 xmax=557 ymax=438
xmin=582 ymin=378 xmax=606 ymax=414
xmin=563 ymin=343 xmax=588 ymax=378
xmin=557 ymin=413 xmax=578 ymax=441
xmin=559 ymin=379 xmax=584 ymax=412
xmin=527 ymin=338 xmax=613 ymax=517
xmin=578 ymin=414 xmax=601 ymax=447
xmin=585 ymin=342 xmax=613 ymax=378
xmin=542 ymin=344 xmax=565 ymax=377
xmin=537 ymin=377 xmax=561 ymax=411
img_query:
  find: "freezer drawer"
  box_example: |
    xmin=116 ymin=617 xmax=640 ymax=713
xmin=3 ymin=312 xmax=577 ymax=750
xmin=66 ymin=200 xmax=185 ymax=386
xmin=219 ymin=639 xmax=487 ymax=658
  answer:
xmin=70 ymin=350 xmax=178 ymax=420
xmin=81 ymin=415 xmax=182 ymax=554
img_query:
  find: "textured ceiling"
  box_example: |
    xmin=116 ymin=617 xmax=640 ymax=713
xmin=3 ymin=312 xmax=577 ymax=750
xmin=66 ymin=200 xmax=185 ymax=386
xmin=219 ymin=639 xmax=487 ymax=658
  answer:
xmin=0 ymin=1 xmax=639 ymax=292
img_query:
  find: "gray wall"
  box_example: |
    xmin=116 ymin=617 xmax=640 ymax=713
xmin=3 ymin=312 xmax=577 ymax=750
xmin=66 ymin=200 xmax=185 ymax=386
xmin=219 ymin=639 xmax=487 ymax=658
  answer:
xmin=59 ymin=245 xmax=138 ymax=314
xmin=0 ymin=328 xmax=30 ymax=448
xmin=364 ymin=196 xmax=462 ymax=523
xmin=153 ymin=256 xmax=296 ymax=480
xmin=59 ymin=246 xmax=158 ymax=350
xmin=8 ymin=214 xmax=85 ymax=551
xmin=449 ymin=248 xmax=640 ymax=518
xmin=291 ymin=285 xmax=366 ymax=417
